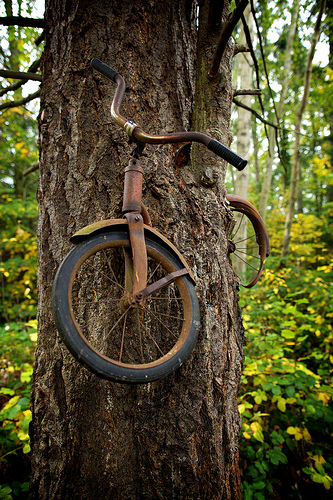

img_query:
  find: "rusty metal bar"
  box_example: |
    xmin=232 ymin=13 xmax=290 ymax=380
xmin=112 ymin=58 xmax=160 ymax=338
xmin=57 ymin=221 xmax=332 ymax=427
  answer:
xmin=122 ymin=158 xmax=144 ymax=214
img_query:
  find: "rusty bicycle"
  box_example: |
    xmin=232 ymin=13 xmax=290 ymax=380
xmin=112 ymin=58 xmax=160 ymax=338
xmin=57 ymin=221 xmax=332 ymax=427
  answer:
xmin=52 ymin=59 xmax=269 ymax=384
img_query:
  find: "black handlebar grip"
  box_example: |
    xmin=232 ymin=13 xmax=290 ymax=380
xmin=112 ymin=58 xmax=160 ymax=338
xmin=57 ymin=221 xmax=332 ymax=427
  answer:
xmin=208 ymin=139 xmax=247 ymax=171
xmin=91 ymin=58 xmax=118 ymax=82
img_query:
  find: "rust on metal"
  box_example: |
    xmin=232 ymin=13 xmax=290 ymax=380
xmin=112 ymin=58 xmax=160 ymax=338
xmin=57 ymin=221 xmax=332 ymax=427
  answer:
xmin=135 ymin=268 xmax=189 ymax=302
xmin=122 ymin=158 xmax=144 ymax=214
xmin=124 ymin=212 xmax=147 ymax=297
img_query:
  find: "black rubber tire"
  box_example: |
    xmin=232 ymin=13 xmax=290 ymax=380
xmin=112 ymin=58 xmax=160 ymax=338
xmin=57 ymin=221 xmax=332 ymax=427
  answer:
xmin=52 ymin=230 xmax=200 ymax=383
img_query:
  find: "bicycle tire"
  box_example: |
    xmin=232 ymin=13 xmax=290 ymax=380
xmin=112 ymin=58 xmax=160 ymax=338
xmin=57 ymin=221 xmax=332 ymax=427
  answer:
xmin=52 ymin=230 xmax=200 ymax=383
xmin=226 ymin=194 xmax=269 ymax=288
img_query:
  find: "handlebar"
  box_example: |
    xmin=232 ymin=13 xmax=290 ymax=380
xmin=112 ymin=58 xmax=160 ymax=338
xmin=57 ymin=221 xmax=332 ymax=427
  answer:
xmin=91 ymin=58 xmax=247 ymax=171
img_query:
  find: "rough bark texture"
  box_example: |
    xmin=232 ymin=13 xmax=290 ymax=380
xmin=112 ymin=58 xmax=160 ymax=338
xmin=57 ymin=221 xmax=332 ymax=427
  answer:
xmin=30 ymin=0 xmax=244 ymax=498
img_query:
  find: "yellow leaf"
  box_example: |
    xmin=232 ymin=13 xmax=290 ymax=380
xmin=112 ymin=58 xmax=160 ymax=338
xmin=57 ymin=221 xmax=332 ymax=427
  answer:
xmin=313 ymin=455 xmax=326 ymax=465
xmin=17 ymin=430 xmax=29 ymax=441
xmin=303 ymin=428 xmax=312 ymax=442
xmin=277 ymin=398 xmax=286 ymax=412
xmin=243 ymin=432 xmax=251 ymax=439
xmin=23 ymin=443 xmax=31 ymax=454
xmin=11 ymin=107 xmax=24 ymax=115
xmin=1 ymin=395 xmax=20 ymax=411
xmin=251 ymin=422 xmax=264 ymax=442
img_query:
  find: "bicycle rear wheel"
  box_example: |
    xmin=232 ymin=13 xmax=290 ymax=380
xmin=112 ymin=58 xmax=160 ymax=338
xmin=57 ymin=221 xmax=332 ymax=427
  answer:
xmin=226 ymin=194 xmax=269 ymax=288
xmin=52 ymin=230 xmax=200 ymax=383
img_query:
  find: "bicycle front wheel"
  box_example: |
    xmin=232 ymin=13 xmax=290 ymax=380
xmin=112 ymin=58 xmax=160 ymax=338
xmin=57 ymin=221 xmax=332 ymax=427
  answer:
xmin=52 ymin=230 xmax=200 ymax=383
xmin=226 ymin=194 xmax=269 ymax=288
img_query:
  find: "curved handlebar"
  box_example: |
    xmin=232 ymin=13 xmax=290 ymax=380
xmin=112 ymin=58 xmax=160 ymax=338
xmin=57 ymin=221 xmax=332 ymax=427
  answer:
xmin=91 ymin=58 xmax=247 ymax=171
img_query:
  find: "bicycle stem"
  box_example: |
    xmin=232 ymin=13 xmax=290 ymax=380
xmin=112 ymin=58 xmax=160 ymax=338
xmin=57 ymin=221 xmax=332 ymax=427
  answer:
xmin=91 ymin=58 xmax=247 ymax=171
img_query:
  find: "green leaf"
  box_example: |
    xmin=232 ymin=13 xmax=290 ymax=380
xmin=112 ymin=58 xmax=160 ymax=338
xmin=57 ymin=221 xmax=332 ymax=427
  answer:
xmin=253 ymin=481 xmax=266 ymax=490
xmin=281 ymin=329 xmax=296 ymax=339
xmin=285 ymin=385 xmax=295 ymax=398
xmin=277 ymin=398 xmax=286 ymax=412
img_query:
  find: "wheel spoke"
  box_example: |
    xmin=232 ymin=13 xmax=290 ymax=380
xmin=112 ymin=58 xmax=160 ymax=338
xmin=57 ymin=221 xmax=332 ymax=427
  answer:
xmin=85 ymin=261 xmax=126 ymax=294
xmin=233 ymin=252 xmax=261 ymax=272
xmin=141 ymin=304 xmax=178 ymax=340
xmin=60 ymin=233 xmax=198 ymax=379
xmin=138 ymin=316 xmax=165 ymax=356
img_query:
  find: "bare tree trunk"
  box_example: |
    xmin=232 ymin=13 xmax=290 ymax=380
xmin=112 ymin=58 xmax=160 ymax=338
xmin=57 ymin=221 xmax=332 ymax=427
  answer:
xmin=233 ymin=6 xmax=253 ymax=281
xmin=327 ymin=0 xmax=333 ymax=203
xmin=30 ymin=0 xmax=244 ymax=498
xmin=281 ymin=0 xmax=326 ymax=259
xmin=259 ymin=0 xmax=300 ymax=220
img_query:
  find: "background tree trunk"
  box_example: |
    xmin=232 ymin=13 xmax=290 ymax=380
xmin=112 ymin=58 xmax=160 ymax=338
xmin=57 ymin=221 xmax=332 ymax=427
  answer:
xmin=281 ymin=0 xmax=326 ymax=259
xmin=233 ymin=6 xmax=253 ymax=281
xmin=259 ymin=0 xmax=300 ymax=221
xmin=30 ymin=0 xmax=244 ymax=498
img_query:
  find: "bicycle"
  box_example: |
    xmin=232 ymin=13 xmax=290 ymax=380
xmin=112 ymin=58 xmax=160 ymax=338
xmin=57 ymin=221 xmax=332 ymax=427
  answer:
xmin=52 ymin=59 xmax=269 ymax=384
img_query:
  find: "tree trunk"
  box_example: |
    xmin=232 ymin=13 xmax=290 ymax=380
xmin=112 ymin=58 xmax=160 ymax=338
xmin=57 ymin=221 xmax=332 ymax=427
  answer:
xmin=30 ymin=0 xmax=244 ymax=498
xmin=233 ymin=6 xmax=253 ymax=281
xmin=259 ymin=0 xmax=300 ymax=220
xmin=281 ymin=0 xmax=326 ymax=259
xmin=327 ymin=0 xmax=333 ymax=203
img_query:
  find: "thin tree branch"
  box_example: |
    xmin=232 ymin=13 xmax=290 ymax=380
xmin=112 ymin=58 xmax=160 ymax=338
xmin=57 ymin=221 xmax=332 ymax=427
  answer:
xmin=35 ymin=32 xmax=45 ymax=46
xmin=249 ymin=0 xmax=279 ymax=125
xmin=0 ymin=70 xmax=42 ymax=82
xmin=0 ymin=58 xmax=41 ymax=97
xmin=208 ymin=0 xmax=249 ymax=77
xmin=239 ymin=10 xmax=266 ymax=122
xmin=23 ymin=163 xmax=39 ymax=177
xmin=233 ymin=44 xmax=250 ymax=56
xmin=233 ymin=97 xmax=277 ymax=128
xmin=0 ymin=16 xmax=45 ymax=28
xmin=233 ymin=89 xmax=261 ymax=96
xmin=0 ymin=89 xmax=41 ymax=111
xmin=233 ymin=98 xmax=310 ymax=137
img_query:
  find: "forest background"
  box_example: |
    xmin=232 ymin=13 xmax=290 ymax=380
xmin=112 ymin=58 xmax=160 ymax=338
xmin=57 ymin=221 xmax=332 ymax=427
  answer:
xmin=0 ymin=0 xmax=332 ymax=498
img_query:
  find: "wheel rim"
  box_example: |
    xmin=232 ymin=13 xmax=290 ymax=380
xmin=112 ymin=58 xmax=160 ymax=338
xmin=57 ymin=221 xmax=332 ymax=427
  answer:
xmin=228 ymin=210 xmax=264 ymax=288
xmin=67 ymin=239 xmax=193 ymax=369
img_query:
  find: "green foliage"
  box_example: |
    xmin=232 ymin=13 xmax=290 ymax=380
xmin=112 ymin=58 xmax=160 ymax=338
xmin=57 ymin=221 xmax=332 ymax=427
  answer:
xmin=0 ymin=190 xmax=38 ymax=323
xmin=0 ymin=321 xmax=36 ymax=499
xmin=238 ymin=211 xmax=333 ymax=498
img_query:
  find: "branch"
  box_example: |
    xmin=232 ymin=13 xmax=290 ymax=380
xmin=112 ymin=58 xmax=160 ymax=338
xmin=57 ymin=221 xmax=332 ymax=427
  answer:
xmin=233 ymin=89 xmax=261 ymax=96
xmin=0 ymin=70 xmax=42 ymax=82
xmin=0 ymin=16 xmax=45 ymax=28
xmin=23 ymin=163 xmax=39 ymax=177
xmin=233 ymin=97 xmax=278 ymax=129
xmin=208 ymin=0 xmax=249 ymax=77
xmin=0 ymin=89 xmax=41 ymax=111
xmin=233 ymin=44 xmax=250 ymax=56
xmin=249 ymin=0 xmax=279 ymax=124
xmin=0 ymin=58 xmax=41 ymax=97
xmin=233 ymin=97 xmax=309 ymax=139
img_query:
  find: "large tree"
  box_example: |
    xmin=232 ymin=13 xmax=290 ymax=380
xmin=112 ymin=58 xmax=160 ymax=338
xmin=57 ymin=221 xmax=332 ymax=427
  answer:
xmin=30 ymin=0 xmax=245 ymax=498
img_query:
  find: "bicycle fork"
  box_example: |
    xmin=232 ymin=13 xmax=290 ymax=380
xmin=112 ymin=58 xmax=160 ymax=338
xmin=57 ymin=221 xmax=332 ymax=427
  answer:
xmin=122 ymin=158 xmax=189 ymax=308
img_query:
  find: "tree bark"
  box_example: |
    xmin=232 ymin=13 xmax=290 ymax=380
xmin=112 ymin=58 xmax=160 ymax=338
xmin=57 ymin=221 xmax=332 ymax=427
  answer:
xmin=30 ymin=0 xmax=244 ymax=498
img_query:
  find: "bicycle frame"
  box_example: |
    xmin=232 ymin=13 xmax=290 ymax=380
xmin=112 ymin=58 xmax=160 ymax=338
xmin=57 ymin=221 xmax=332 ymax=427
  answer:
xmin=51 ymin=58 xmax=269 ymax=384
xmin=70 ymin=155 xmax=195 ymax=307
